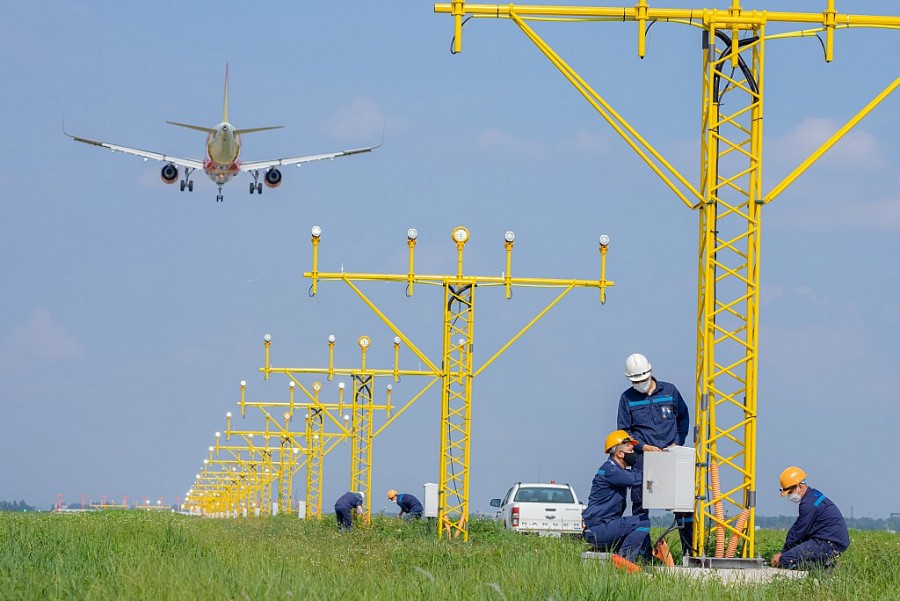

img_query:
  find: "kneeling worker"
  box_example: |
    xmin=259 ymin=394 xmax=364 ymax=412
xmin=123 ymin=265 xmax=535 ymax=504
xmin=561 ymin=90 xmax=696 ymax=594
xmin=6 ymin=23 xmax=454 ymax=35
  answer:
xmin=771 ymin=466 xmax=850 ymax=570
xmin=581 ymin=430 xmax=651 ymax=563
xmin=387 ymin=489 xmax=424 ymax=519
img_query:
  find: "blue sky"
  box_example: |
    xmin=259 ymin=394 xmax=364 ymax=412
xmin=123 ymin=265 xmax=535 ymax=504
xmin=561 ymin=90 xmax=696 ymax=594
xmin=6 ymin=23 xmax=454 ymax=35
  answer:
xmin=1 ymin=1 xmax=898 ymax=520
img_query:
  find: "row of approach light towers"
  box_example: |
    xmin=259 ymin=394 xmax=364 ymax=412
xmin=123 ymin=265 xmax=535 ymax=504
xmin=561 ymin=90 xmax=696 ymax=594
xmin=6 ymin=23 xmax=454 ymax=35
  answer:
xmin=435 ymin=0 xmax=900 ymax=562
xmin=186 ymin=225 xmax=613 ymax=540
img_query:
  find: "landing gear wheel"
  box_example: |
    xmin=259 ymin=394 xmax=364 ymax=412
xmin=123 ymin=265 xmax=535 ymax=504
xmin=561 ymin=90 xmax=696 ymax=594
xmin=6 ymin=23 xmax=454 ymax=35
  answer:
xmin=180 ymin=181 xmax=186 ymax=191
xmin=217 ymin=194 xmax=223 ymax=202
xmin=250 ymin=183 xmax=256 ymax=194
xmin=188 ymin=181 xmax=193 ymax=192
xmin=256 ymin=183 xmax=263 ymax=194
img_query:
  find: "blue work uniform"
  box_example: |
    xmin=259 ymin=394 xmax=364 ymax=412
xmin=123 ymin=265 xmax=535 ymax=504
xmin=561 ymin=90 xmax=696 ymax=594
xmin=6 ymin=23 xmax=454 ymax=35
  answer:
xmin=395 ymin=493 xmax=424 ymax=519
xmin=617 ymin=377 xmax=694 ymax=553
xmin=334 ymin=492 xmax=363 ymax=531
xmin=581 ymin=457 xmax=651 ymax=562
xmin=780 ymin=488 xmax=850 ymax=570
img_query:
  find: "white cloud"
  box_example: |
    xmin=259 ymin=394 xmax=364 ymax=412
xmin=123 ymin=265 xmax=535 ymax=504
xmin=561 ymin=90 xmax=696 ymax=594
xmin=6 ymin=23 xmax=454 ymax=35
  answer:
xmin=3 ymin=308 xmax=85 ymax=362
xmin=775 ymin=190 xmax=900 ymax=231
xmin=769 ymin=116 xmax=885 ymax=170
xmin=325 ymin=97 xmax=391 ymax=140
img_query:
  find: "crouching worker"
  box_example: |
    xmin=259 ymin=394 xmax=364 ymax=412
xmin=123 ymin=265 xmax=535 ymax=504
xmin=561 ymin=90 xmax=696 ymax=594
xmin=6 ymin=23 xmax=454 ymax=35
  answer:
xmin=771 ymin=466 xmax=850 ymax=570
xmin=334 ymin=491 xmax=364 ymax=532
xmin=387 ymin=489 xmax=424 ymax=519
xmin=581 ymin=430 xmax=651 ymax=563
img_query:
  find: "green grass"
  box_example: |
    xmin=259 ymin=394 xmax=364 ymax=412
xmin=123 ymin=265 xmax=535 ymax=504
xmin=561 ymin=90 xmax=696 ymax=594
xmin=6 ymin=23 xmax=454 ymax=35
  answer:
xmin=1 ymin=511 xmax=898 ymax=600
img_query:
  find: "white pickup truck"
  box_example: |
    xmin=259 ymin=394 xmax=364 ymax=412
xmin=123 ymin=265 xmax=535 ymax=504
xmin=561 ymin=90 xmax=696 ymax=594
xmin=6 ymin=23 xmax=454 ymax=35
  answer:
xmin=490 ymin=482 xmax=584 ymax=536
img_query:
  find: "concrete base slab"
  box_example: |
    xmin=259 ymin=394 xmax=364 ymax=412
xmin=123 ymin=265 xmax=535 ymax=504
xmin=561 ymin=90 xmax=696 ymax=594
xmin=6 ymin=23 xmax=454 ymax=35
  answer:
xmin=581 ymin=551 xmax=808 ymax=583
xmin=653 ymin=566 xmax=808 ymax=584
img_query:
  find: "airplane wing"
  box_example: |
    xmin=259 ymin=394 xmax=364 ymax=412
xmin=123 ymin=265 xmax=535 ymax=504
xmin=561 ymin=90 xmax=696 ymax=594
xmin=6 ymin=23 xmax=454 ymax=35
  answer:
xmin=64 ymin=130 xmax=205 ymax=171
xmin=238 ymin=141 xmax=382 ymax=172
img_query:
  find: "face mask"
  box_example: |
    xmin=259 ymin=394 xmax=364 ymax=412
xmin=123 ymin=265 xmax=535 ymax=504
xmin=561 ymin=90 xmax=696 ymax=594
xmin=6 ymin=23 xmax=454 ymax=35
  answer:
xmin=621 ymin=451 xmax=638 ymax=467
xmin=788 ymin=491 xmax=802 ymax=504
xmin=632 ymin=379 xmax=652 ymax=394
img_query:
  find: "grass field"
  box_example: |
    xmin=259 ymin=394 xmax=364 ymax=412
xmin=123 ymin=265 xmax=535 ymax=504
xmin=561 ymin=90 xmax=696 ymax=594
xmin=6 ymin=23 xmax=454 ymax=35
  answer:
xmin=2 ymin=511 xmax=898 ymax=600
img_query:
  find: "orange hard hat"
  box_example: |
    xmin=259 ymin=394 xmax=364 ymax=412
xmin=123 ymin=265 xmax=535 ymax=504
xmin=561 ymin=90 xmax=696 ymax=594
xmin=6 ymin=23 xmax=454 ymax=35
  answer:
xmin=605 ymin=430 xmax=637 ymax=453
xmin=387 ymin=489 xmax=398 ymax=500
xmin=779 ymin=466 xmax=807 ymax=495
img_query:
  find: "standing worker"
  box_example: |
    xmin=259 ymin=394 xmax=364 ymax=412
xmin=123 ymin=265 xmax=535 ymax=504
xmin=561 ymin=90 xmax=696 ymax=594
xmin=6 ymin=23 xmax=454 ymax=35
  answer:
xmin=581 ymin=430 xmax=652 ymax=563
xmin=387 ymin=489 xmax=424 ymax=520
xmin=334 ymin=491 xmax=364 ymax=531
xmin=771 ymin=466 xmax=850 ymax=570
xmin=617 ymin=352 xmax=693 ymax=555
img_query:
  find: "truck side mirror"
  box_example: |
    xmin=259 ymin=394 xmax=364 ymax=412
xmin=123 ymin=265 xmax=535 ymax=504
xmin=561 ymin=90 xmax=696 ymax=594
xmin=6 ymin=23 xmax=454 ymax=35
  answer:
xmin=489 ymin=498 xmax=501 ymax=507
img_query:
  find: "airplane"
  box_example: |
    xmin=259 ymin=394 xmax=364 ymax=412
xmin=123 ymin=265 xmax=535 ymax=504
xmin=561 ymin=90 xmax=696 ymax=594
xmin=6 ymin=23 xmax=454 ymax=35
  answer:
xmin=65 ymin=66 xmax=381 ymax=202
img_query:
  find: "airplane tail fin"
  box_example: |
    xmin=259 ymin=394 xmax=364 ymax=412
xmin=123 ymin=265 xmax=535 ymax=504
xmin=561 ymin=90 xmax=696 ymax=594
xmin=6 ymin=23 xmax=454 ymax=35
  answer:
xmin=166 ymin=121 xmax=216 ymax=134
xmin=223 ymin=63 xmax=229 ymax=123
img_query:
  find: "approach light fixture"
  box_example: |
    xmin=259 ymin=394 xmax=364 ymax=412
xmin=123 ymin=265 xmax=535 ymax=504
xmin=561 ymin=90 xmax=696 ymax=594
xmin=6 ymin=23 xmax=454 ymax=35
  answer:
xmin=263 ymin=333 xmax=272 ymax=343
xmin=311 ymin=225 xmax=322 ymax=239
xmin=504 ymin=230 xmax=516 ymax=243
xmin=215 ymin=432 xmax=221 ymax=438
xmin=338 ymin=382 xmax=345 ymax=390
xmin=452 ymin=226 xmax=469 ymax=244
xmin=358 ymin=335 xmax=370 ymax=349
xmin=313 ymin=382 xmax=322 ymax=392
xmin=328 ymin=334 xmax=336 ymax=343
xmin=241 ymin=380 xmax=247 ymax=387
xmin=599 ymin=234 xmax=610 ymax=248
xmin=393 ymin=336 xmax=401 ymax=345
xmin=407 ymin=228 xmax=418 ymax=241
xmin=226 ymin=412 xmax=231 ymax=417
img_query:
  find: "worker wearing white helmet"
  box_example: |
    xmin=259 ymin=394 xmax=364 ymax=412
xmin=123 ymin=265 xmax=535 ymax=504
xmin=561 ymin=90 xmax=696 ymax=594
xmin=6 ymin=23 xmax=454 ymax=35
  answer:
xmin=617 ymin=353 xmax=693 ymax=555
xmin=334 ymin=491 xmax=365 ymax=531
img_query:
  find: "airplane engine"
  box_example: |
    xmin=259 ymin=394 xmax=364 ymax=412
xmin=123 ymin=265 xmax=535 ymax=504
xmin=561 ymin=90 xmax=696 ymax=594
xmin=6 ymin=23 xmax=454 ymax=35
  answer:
xmin=264 ymin=168 xmax=283 ymax=188
xmin=160 ymin=163 xmax=179 ymax=184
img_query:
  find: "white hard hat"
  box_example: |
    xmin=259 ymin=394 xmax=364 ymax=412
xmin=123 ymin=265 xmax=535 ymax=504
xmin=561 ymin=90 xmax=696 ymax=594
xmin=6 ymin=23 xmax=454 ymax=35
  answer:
xmin=624 ymin=353 xmax=652 ymax=382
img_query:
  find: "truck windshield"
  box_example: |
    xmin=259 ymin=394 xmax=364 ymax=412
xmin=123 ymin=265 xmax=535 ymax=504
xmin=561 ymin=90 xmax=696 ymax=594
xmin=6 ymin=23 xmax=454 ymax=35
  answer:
xmin=514 ymin=487 xmax=575 ymax=503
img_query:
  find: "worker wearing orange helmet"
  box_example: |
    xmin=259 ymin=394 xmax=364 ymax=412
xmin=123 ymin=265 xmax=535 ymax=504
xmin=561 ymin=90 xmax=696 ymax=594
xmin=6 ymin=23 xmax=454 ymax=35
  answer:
xmin=581 ymin=430 xmax=652 ymax=563
xmin=387 ymin=489 xmax=423 ymax=520
xmin=771 ymin=466 xmax=850 ymax=570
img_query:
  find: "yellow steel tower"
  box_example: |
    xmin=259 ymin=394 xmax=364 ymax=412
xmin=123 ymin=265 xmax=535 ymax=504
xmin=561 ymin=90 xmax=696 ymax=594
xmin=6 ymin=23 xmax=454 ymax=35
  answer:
xmin=434 ymin=1 xmax=900 ymax=559
xmin=305 ymin=225 xmax=613 ymax=540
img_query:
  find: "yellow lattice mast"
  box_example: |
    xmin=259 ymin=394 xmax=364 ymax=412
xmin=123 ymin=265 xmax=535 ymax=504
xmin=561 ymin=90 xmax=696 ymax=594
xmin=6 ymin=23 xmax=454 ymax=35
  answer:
xmin=434 ymin=1 xmax=900 ymax=559
xmin=306 ymin=225 xmax=613 ymax=540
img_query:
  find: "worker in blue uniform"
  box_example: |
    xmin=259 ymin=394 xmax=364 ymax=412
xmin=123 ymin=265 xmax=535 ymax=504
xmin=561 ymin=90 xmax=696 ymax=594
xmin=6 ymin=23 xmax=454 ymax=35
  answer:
xmin=581 ymin=430 xmax=652 ymax=563
xmin=617 ymin=352 xmax=693 ymax=555
xmin=772 ymin=466 xmax=850 ymax=570
xmin=387 ymin=489 xmax=424 ymax=519
xmin=334 ymin=491 xmax=364 ymax=531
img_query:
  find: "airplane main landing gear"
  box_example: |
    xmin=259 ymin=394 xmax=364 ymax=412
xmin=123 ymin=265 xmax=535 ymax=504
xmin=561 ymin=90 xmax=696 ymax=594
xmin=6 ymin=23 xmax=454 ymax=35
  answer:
xmin=249 ymin=170 xmax=263 ymax=195
xmin=179 ymin=168 xmax=195 ymax=192
xmin=216 ymin=184 xmax=224 ymax=202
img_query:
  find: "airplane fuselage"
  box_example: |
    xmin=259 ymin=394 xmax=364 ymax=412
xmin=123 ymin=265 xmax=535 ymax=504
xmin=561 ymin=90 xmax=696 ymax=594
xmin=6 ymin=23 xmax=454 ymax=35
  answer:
xmin=204 ymin=122 xmax=241 ymax=184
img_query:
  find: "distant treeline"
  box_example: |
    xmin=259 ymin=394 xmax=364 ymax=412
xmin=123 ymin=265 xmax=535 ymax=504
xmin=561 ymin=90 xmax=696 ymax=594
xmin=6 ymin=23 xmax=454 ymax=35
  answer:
xmin=0 ymin=500 xmax=36 ymax=512
xmin=649 ymin=514 xmax=900 ymax=532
